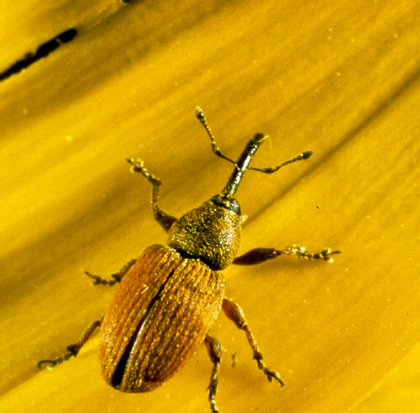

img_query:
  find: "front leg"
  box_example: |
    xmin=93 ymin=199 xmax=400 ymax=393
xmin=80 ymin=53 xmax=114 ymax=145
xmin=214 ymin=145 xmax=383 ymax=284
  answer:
xmin=233 ymin=245 xmax=340 ymax=265
xmin=126 ymin=158 xmax=177 ymax=232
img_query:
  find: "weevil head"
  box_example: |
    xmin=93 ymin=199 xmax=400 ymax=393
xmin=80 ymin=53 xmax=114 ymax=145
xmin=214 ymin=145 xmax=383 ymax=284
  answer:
xmin=168 ymin=195 xmax=242 ymax=271
xmin=168 ymin=110 xmax=314 ymax=271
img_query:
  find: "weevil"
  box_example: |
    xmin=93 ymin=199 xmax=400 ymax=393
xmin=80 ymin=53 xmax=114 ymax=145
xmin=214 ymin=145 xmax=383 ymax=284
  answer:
xmin=38 ymin=108 xmax=339 ymax=413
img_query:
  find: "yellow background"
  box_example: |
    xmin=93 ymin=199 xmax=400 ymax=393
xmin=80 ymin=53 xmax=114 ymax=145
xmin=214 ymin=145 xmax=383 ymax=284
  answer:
xmin=1 ymin=1 xmax=420 ymax=412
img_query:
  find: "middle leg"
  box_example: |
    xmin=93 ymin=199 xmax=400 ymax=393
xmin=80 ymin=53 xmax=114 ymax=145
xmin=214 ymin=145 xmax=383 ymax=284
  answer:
xmin=222 ymin=297 xmax=284 ymax=386
xmin=204 ymin=335 xmax=223 ymax=413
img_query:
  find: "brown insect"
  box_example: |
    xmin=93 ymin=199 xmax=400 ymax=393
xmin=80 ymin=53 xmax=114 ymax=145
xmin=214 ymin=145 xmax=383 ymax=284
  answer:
xmin=38 ymin=108 xmax=339 ymax=412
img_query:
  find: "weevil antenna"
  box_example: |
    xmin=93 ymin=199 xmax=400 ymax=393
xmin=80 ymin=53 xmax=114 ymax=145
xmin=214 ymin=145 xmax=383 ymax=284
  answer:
xmin=196 ymin=107 xmax=237 ymax=166
xmin=250 ymin=150 xmax=313 ymax=174
xmin=196 ymin=108 xmax=313 ymax=198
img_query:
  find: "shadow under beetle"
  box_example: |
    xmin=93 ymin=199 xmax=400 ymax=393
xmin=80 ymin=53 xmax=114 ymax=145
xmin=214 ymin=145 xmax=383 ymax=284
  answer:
xmin=38 ymin=108 xmax=339 ymax=413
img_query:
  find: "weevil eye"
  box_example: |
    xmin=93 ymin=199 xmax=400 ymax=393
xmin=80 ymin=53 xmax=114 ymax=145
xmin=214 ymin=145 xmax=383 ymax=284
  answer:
xmin=210 ymin=195 xmax=241 ymax=215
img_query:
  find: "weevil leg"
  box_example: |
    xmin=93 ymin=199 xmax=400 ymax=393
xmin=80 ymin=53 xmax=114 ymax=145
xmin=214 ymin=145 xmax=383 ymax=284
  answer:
xmin=233 ymin=246 xmax=340 ymax=265
xmin=85 ymin=258 xmax=137 ymax=286
xmin=126 ymin=158 xmax=177 ymax=232
xmin=222 ymin=298 xmax=285 ymax=387
xmin=204 ymin=335 xmax=223 ymax=413
xmin=38 ymin=318 xmax=103 ymax=368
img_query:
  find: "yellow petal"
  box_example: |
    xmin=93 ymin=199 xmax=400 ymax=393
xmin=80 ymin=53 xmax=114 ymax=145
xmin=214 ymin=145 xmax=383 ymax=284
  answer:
xmin=1 ymin=1 xmax=419 ymax=412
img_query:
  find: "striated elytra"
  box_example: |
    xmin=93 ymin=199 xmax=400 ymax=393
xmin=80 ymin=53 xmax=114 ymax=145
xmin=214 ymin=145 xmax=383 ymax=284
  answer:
xmin=38 ymin=108 xmax=339 ymax=413
xmin=101 ymin=244 xmax=225 ymax=392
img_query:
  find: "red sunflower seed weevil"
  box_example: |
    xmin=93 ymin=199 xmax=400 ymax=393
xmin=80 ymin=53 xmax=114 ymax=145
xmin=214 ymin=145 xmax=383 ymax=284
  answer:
xmin=38 ymin=108 xmax=340 ymax=413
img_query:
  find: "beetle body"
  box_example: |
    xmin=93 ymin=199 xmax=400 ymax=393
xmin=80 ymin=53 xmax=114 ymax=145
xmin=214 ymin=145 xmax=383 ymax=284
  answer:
xmin=38 ymin=108 xmax=339 ymax=413
xmin=101 ymin=195 xmax=241 ymax=391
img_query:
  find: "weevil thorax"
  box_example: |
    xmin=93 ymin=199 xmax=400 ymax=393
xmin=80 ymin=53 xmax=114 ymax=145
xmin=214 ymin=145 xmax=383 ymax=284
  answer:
xmin=167 ymin=194 xmax=242 ymax=270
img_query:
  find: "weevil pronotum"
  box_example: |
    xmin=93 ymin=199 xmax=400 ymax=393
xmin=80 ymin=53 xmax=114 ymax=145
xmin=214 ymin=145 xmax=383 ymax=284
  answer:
xmin=38 ymin=108 xmax=339 ymax=413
